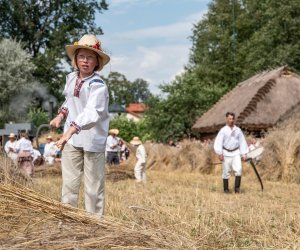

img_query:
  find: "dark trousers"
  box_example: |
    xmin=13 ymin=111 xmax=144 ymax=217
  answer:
xmin=106 ymin=151 xmax=120 ymax=165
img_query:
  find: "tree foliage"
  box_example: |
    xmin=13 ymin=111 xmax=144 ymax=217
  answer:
xmin=27 ymin=108 xmax=49 ymax=128
xmin=103 ymin=72 xmax=152 ymax=106
xmin=0 ymin=0 xmax=108 ymax=100
xmin=145 ymin=0 xmax=300 ymax=142
xmin=109 ymin=115 xmax=151 ymax=143
xmin=0 ymin=38 xmax=38 ymax=126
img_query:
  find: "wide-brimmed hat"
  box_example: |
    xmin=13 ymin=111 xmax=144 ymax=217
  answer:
xmin=109 ymin=128 xmax=119 ymax=135
xmin=65 ymin=34 xmax=110 ymax=71
xmin=8 ymin=133 xmax=16 ymax=138
xmin=46 ymin=135 xmax=53 ymax=140
xmin=130 ymin=136 xmax=142 ymax=146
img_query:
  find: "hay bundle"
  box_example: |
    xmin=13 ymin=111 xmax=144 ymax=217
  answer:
xmin=0 ymin=182 xmax=190 ymax=249
xmin=137 ymin=141 xmax=216 ymax=174
xmin=0 ymin=153 xmax=32 ymax=186
xmin=258 ymin=117 xmax=300 ymax=183
xmin=105 ymin=166 xmax=135 ymax=182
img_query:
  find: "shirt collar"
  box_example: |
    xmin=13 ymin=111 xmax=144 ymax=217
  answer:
xmin=77 ymin=72 xmax=95 ymax=81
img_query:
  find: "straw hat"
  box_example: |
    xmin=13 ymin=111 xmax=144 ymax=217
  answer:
xmin=130 ymin=136 xmax=142 ymax=146
xmin=65 ymin=34 xmax=110 ymax=70
xmin=46 ymin=135 xmax=53 ymax=140
xmin=109 ymin=128 xmax=119 ymax=135
xmin=8 ymin=133 xmax=16 ymax=139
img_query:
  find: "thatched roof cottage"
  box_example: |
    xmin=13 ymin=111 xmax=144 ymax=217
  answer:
xmin=192 ymin=66 xmax=300 ymax=137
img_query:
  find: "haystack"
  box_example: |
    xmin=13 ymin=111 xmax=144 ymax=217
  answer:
xmin=142 ymin=140 xmax=217 ymax=174
xmin=257 ymin=117 xmax=300 ymax=183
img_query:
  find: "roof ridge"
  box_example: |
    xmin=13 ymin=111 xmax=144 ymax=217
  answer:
xmin=237 ymin=78 xmax=276 ymax=124
xmin=197 ymin=67 xmax=285 ymax=120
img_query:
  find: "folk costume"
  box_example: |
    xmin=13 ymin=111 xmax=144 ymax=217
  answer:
xmin=16 ymin=135 xmax=34 ymax=176
xmin=4 ymin=133 xmax=18 ymax=163
xmin=43 ymin=136 xmax=59 ymax=165
xmin=214 ymin=125 xmax=249 ymax=193
xmin=106 ymin=129 xmax=120 ymax=165
xmin=130 ymin=137 xmax=147 ymax=183
xmin=57 ymin=34 xmax=110 ymax=216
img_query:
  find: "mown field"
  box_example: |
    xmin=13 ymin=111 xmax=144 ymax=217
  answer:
xmin=27 ymin=169 xmax=300 ymax=249
xmin=2 ymin=118 xmax=300 ymax=249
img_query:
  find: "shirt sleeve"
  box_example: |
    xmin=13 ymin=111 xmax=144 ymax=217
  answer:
xmin=4 ymin=142 xmax=9 ymax=154
xmin=214 ymin=130 xmax=224 ymax=155
xmin=73 ymin=83 xmax=109 ymax=131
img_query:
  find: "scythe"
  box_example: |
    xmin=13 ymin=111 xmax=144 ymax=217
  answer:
xmin=212 ymin=147 xmax=264 ymax=191
xmin=246 ymin=147 xmax=264 ymax=191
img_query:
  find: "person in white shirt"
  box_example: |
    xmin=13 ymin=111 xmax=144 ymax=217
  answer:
xmin=106 ymin=129 xmax=120 ymax=165
xmin=4 ymin=133 xmax=18 ymax=163
xmin=43 ymin=135 xmax=58 ymax=165
xmin=16 ymin=132 xmax=34 ymax=176
xmin=213 ymin=112 xmax=249 ymax=193
xmin=50 ymin=34 xmax=110 ymax=216
xmin=130 ymin=136 xmax=147 ymax=183
xmin=32 ymin=147 xmax=44 ymax=166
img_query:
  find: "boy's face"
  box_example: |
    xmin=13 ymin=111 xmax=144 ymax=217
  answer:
xmin=76 ymin=49 xmax=99 ymax=77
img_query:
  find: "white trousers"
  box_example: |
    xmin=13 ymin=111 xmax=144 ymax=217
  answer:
xmin=134 ymin=160 xmax=146 ymax=182
xmin=222 ymin=155 xmax=242 ymax=179
xmin=61 ymin=143 xmax=105 ymax=216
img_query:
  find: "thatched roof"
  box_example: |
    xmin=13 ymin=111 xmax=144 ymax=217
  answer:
xmin=192 ymin=66 xmax=300 ymax=133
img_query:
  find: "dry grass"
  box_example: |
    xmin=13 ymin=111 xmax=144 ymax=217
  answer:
xmin=0 ymin=178 xmax=191 ymax=249
xmin=30 ymin=171 xmax=300 ymax=249
xmin=2 ymin=119 xmax=300 ymax=249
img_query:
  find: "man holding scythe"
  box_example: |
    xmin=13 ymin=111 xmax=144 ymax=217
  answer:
xmin=213 ymin=112 xmax=249 ymax=193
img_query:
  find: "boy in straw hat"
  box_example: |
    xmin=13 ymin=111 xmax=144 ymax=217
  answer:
xmin=50 ymin=34 xmax=110 ymax=216
xmin=130 ymin=136 xmax=147 ymax=183
xmin=4 ymin=133 xmax=18 ymax=163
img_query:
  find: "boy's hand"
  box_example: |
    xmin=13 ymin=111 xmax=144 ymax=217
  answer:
xmin=50 ymin=115 xmax=63 ymax=128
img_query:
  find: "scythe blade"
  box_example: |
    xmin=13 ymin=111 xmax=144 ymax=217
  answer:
xmin=248 ymin=159 xmax=263 ymax=191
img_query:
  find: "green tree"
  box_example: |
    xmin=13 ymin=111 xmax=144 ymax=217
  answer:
xmin=0 ymin=0 xmax=108 ymax=101
xmin=109 ymin=115 xmax=138 ymax=143
xmin=145 ymin=0 xmax=300 ymax=142
xmin=131 ymin=78 xmax=152 ymax=103
xmin=26 ymin=107 xmax=49 ymax=127
xmin=109 ymin=115 xmax=152 ymax=143
xmin=144 ymin=72 xmax=225 ymax=142
xmin=103 ymin=72 xmax=152 ymax=106
xmin=0 ymin=38 xmax=37 ymax=126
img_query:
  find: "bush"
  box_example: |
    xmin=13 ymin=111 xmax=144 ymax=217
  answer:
xmin=109 ymin=115 xmax=152 ymax=143
xmin=27 ymin=108 xmax=49 ymax=128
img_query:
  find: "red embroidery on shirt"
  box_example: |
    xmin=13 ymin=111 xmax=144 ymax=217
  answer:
xmin=71 ymin=121 xmax=81 ymax=134
xmin=74 ymin=77 xmax=84 ymax=97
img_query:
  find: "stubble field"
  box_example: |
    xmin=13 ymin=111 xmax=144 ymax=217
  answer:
xmin=27 ymin=168 xmax=300 ymax=249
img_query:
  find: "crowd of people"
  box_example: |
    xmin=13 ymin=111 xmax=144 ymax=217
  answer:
xmin=3 ymin=128 xmax=146 ymax=181
xmin=3 ymin=132 xmax=61 ymax=176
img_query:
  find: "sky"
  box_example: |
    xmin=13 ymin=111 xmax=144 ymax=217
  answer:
xmin=96 ymin=0 xmax=211 ymax=94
